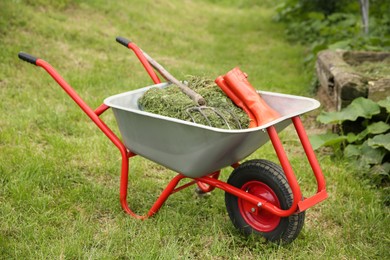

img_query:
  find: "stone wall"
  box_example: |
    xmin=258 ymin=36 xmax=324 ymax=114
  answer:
xmin=316 ymin=50 xmax=390 ymax=111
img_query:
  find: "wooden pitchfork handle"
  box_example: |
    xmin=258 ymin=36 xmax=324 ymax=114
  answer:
xmin=116 ymin=37 xmax=206 ymax=106
xmin=141 ymin=50 xmax=206 ymax=106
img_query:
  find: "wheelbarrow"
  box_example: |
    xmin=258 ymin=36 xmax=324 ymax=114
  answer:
xmin=18 ymin=37 xmax=327 ymax=244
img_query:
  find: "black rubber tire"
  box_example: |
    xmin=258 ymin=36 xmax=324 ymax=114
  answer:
xmin=225 ymin=159 xmax=305 ymax=244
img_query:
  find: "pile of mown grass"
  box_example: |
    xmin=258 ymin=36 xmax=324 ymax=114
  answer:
xmin=138 ymin=76 xmax=249 ymax=129
xmin=352 ymin=57 xmax=390 ymax=80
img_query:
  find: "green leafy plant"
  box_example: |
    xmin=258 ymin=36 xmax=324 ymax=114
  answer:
xmin=310 ymin=97 xmax=390 ymax=186
xmin=275 ymin=0 xmax=390 ymax=67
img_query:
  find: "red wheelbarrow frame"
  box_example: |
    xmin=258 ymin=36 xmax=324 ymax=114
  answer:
xmin=18 ymin=46 xmax=327 ymax=220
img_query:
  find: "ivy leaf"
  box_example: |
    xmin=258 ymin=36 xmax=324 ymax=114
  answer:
xmin=316 ymin=111 xmax=343 ymax=124
xmin=380 ymin=162 xmax=390 ymax=175
xmin=369 ymin=163 xmax=390 ymax=185
xmin=328 ymin=40 xmax=351 ymax=50
xmin=378 ymin=96 xmax=390 ymax=113
xmin=344 ymin=144 xmax=361 ymax=157
xmin=367 ymin=133 xmax=390 ymax=151
xmin=360 ymin=141 xmax=387 ymax=165
xmin=309 ymin=133 xmax=347 ymax=150
xmin=346 ymin=132 xmax=359 ymax=143
xmin=348 ymin=122 xmax=390 ymax=142
xmin=366 ymin=122 xmax=390 ymax=135
xmin=317 ymin=97 xmax=381 ymax=124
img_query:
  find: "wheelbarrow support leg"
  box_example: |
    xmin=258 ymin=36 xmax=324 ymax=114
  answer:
xmin=291 ymin=116 xmax=327 ymax=211
xmin=267 ymin=116 xmax=327 ymax=213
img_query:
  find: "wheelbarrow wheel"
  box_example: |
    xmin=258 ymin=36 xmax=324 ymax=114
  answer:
xmin=225 ymin=159 xmax=305 ymax=244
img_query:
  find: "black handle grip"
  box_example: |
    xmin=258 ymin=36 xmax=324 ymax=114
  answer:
xmin=116 ymin=36 xmax=131 ymax=47
xmin=18 ymin=52 xmax=38 ymax=65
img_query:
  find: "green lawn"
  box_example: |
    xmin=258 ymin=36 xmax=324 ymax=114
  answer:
xmin=1 ymin=0 xmax=389 ymax=259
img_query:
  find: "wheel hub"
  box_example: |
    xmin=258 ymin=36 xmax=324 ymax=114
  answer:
xmin=238 ymin=181 xmax=281 ymax=232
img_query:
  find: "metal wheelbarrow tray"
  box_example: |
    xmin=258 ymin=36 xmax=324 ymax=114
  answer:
xmin=104 ymin=83 xmax=319 ymax=178
xmin=18 ymin=37 xmax=327 ymax=244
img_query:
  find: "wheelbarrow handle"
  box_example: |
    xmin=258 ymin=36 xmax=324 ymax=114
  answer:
xmin=17 ymin=51 xmax=128 ymax=160
xmin=116 ymin=36 xmax=132 ymax=47
xmin=116 ymin=36 xmax=162 ymax=85
xmin=116 ymin=36 xmax=206 ymax=106
xmin=18 ymin=52 xmax=38 ymax=65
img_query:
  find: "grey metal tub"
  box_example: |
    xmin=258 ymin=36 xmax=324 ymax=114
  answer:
xmin=104 ymin=82 xmax=320 ymax=178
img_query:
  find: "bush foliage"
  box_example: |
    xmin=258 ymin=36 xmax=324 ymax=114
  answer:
xmin=310 ymin=97 xmax=389 ymax=196
xmin=275 ymin=0 xmax=390 ymax=63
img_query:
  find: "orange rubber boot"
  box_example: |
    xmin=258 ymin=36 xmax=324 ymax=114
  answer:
xmin=223 ymin=67 xmax=280 ymax=126
xmin=215 ymin=76 xmax=257 ymax=128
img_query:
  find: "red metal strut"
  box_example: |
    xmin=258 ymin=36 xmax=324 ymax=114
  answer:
xmin=18 ymin=53 xmax=193 ymax=219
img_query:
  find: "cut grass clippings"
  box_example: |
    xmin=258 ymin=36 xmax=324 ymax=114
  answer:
xmin=138 ymin=76 xmax=250 ymax=129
